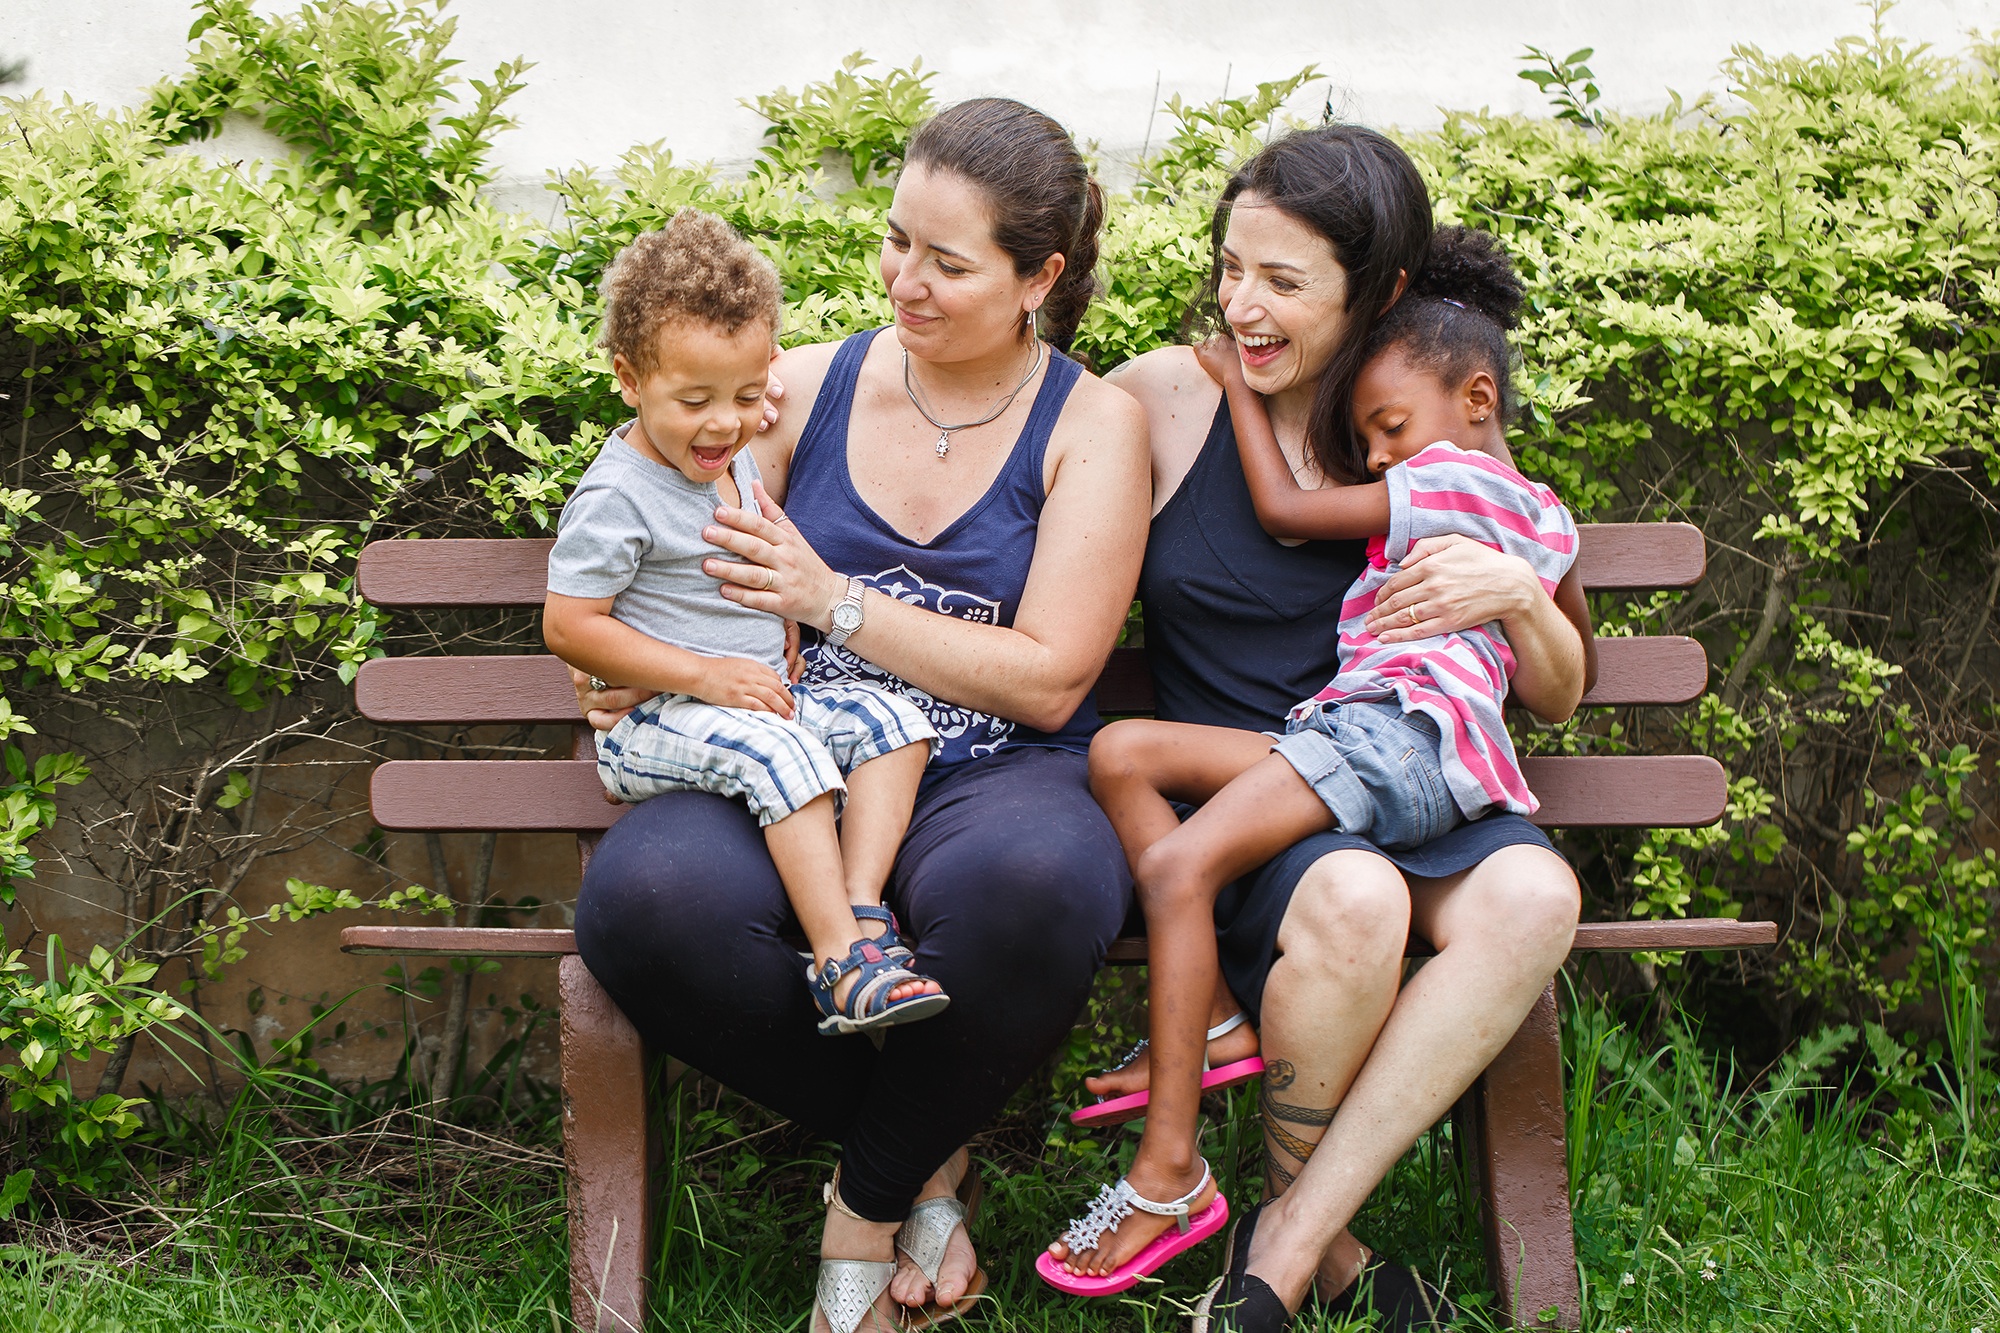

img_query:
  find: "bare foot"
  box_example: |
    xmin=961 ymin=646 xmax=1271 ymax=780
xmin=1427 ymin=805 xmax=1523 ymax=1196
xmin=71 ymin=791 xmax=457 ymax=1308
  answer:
xmin=1082 ymin=1016 xmax=1259 ymax=1101
xmin=1236 ymin=1194 xmax=1318 ymax=1315
xmin=888 ymin=1147 xmax=978 ymax=1310
xmin=1312 ymin=1230 xmax=1371 ymax=1303
xmin=814 ymin=1200 xmax=902 ymax=1333
xmin=1045 ymin=1150 xmax=1215 ymax=1278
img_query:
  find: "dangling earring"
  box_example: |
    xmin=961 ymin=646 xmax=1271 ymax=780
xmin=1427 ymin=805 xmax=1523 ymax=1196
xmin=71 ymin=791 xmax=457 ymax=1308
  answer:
xmin=1026 ymin=306 xmax=1040 ymax=341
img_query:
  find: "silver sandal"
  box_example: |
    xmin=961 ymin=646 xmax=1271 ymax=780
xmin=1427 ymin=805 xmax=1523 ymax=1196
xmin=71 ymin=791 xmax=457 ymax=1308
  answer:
xmin=895 ymin=1167 xmax=989 ymax=1327
xmin=813 ymin=1260 xmax=898 ymax=1333
xmin=896 ymin=1193 xmax=967 ymax=1293
xmin=815 ymin=1170 xmax=898 ymax=1333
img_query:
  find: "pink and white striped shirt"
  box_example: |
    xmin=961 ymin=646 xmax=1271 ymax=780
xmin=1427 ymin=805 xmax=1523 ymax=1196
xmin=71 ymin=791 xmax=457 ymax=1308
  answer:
xmin=1288 ymin=442 xmax=1578 ymax=820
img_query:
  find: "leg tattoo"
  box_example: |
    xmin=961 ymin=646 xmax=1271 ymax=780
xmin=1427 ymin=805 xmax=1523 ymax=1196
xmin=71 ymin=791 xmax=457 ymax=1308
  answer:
xmin=1260 ymin=1059 xmax=1335 ymax=1189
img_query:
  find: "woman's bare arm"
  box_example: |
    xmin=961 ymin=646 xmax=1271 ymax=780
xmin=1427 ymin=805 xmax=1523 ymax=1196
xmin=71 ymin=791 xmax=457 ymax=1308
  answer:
xmin=704 ymin=378 xmax=1152 ymax=732
xmin=1553 ymin=565 xmax=1598 ymax=700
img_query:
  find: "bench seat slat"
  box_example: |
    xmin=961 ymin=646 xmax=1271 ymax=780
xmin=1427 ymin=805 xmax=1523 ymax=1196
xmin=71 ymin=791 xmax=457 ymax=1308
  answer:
xmin=369 ymin=754 xmax=1727 ymax=832
xmin=354 ymin=636 xmax=1711 ymax=725
xmin=354 ymin=523 xmax=1705 ymax=609
xmin=340 ymin=918 xmax=1776 ymax=959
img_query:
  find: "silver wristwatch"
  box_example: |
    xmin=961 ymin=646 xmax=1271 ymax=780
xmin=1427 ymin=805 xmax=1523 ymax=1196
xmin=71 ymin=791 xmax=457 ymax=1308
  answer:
xmin=826 ymin=576 xmax=866 ymax=648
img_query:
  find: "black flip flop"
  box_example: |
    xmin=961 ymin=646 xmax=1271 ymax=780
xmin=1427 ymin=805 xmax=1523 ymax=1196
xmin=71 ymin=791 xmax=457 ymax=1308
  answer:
xmin=1313 ymin=1251 xmax=1458 ymax=1329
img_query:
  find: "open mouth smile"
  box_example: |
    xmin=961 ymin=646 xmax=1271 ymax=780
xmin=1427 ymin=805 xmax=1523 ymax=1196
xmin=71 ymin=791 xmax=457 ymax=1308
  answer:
xmin=1235 ymin=331 xmax=1289 ymax=367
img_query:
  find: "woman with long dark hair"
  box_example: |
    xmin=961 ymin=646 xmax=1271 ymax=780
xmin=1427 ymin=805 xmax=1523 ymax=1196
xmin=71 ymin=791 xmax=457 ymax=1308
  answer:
xmin=1104 ymin=125 xmax=1591 ymax=1329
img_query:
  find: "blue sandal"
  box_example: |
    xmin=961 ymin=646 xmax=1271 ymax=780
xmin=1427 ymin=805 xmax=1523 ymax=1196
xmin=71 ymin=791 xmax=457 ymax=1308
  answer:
xmin=809 ymin=935 xmax=951 ymax=1037
xmin=852 ymin=904 xmax=918 ymax=967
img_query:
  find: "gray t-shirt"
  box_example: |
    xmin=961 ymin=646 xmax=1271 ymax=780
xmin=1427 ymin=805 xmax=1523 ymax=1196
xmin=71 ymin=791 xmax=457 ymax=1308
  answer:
xmin=547 ymin=427 xmax=785 ymax=672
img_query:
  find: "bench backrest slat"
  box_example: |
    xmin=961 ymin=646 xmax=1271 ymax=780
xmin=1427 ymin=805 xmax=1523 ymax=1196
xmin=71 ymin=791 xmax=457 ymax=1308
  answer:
xmin=356 ymin=636 xmax=1709 ymax=724
xmin=354 ymin=522 xmax=1706 ymax=609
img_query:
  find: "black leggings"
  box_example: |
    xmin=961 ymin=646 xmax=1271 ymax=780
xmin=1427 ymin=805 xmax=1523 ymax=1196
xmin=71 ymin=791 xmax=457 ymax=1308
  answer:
xmin=574 ymin=744 xmax=1131 ymax=1222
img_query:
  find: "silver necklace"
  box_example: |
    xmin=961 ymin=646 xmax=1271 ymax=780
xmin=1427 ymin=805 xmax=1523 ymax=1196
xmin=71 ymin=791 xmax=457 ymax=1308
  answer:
xmin=902 ymin=339 xmax=1046 ymax=459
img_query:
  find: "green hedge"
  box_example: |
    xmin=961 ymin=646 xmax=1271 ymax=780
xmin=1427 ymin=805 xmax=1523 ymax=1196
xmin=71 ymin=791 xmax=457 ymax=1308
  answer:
xmin=3 ymin=0 xmax=1996 ymax=1166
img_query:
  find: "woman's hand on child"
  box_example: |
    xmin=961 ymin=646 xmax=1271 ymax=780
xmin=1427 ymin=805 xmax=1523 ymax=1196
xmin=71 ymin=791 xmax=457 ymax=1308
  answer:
xmin=696 ymin=656 xmax=797 ymax=718
xmin=1193 ymin=335 xmax=1244 ymax=392
xmin=757 ymin=371 xmax=785 ymax=434
xmin=704 ymin=481 xmax=847 ymax=632
xmin=1366 ymin=533 xmax=1538 ymax=642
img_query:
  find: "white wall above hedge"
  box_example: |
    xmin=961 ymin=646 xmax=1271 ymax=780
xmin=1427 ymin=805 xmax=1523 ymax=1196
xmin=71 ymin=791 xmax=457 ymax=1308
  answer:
xmin=12 ymin=0 xmax=1996 ymax=215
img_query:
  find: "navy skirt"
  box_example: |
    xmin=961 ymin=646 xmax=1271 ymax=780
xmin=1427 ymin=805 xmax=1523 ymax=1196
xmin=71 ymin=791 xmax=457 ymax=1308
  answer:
xmin=1214 ymin=813 xmax=1557 ymax=1024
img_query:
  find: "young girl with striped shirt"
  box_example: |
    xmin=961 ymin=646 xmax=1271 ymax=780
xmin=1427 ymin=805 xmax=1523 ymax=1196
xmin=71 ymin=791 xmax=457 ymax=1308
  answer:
xmin=1042 ymin=227 xmax=1577 ymax=1294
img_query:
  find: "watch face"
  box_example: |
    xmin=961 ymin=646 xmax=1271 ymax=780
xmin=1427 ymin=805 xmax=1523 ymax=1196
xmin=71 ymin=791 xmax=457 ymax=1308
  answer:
xmin=832 ymin=602 xmax=863 ymax=633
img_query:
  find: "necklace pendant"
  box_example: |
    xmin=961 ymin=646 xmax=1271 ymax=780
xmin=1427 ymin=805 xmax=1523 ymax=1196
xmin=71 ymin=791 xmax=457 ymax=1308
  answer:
xmin=934 ymin=433 xmax=951 ymax=459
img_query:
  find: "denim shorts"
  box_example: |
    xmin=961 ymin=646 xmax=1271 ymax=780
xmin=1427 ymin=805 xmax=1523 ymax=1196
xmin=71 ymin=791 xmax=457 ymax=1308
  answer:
xmin=1271 ymin=699 xmax=1461 ymax=851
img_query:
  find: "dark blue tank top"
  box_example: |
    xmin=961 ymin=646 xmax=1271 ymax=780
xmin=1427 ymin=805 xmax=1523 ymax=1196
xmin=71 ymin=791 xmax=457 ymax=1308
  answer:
xmin=1139 ymin=398 xmax=1366 ymax=732
xmin=787 ymin=328 xmax=1100 ymax=772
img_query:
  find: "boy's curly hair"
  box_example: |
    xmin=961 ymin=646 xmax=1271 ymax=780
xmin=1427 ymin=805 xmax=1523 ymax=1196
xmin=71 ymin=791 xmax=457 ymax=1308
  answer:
xmin=598 ymin=209 xmax=782 ymax=375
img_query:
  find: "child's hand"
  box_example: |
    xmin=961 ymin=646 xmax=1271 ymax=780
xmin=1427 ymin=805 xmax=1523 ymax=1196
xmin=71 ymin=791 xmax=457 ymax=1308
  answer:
xmin=696 ymin=656 xmax=797 ymax=717
xmin=783 ymin=620 xmax=804 ymax=683
xmin=1194 ymin=335 xmax=1243 ymax=391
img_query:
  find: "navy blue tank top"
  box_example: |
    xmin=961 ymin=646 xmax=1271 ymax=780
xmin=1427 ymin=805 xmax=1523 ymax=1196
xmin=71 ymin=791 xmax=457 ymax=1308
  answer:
xmin=787 ymin=328 xmax=1100 ymax=771
xmin=1139 ymin=398 xmax=1366 ymax=732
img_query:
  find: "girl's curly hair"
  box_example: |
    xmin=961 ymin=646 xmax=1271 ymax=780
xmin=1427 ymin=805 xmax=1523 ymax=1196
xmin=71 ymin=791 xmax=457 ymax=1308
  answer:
xmin=1362 ymin=224 xmax=1525 ymax=422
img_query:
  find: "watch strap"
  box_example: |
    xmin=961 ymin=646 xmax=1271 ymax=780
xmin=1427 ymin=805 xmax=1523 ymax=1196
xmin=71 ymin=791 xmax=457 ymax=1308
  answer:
xmin=826 ymin=576 xmax=866 ymax=648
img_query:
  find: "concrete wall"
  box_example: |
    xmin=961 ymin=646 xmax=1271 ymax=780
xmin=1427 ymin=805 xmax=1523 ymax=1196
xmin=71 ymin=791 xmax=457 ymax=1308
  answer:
xmin=13 ymin=0 xmax=1998 ymax=215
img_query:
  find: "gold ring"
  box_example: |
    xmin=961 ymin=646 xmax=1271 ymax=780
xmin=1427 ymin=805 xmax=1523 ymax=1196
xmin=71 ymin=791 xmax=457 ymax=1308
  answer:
xmin=758 ymin=568 xmax=774 ymax=592
xmin=1406 ymin=604 xmax=1419 ymax=627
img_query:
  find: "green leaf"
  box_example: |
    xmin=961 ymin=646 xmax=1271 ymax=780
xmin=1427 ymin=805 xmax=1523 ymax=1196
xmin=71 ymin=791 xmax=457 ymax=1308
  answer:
xmin=0 ymin=1170 xmax=32 ymax=1220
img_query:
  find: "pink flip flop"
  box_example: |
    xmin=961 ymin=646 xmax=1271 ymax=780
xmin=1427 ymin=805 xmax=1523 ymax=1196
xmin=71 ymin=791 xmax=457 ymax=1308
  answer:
xmin=1071 ymin=1013 xmax=1262 ymax=1129
xmin=1035 ymin=1163 xmax=1230 ymax=1297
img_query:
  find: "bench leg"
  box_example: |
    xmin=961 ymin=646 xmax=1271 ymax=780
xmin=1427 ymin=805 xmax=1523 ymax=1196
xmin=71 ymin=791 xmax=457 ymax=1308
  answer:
xmin=1467 ymin=981 xmax=1580 ymax=1328
xmin=560 ymin=955 xmax=652 ymax=1333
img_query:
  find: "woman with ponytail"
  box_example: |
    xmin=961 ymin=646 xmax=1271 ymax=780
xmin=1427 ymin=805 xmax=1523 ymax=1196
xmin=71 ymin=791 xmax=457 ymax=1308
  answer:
xmin=1097 ymin=132 xmax=1595 ymax=1330
xmin=564 ymin=99 xmax=1147 ymax=1333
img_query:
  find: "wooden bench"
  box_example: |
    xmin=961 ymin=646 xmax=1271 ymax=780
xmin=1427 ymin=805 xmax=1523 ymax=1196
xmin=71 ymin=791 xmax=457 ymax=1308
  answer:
xmin=340 ymin=522 xmax=1775 ymax=1331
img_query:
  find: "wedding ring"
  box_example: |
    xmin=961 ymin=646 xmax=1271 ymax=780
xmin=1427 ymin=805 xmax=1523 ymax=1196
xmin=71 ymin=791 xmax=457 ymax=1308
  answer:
xmin=1405 ymin=604 xmax=1419 ymax=627
xmin=587 ymin=676 xmax=608 ymax=693
xmin=759 ymin=568 xmax=775 ymax=591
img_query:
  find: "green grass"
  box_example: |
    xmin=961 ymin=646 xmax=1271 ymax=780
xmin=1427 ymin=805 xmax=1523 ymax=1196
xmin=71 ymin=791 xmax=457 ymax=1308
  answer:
xmin=3 ymin=988 xmax=1995 ymax=1332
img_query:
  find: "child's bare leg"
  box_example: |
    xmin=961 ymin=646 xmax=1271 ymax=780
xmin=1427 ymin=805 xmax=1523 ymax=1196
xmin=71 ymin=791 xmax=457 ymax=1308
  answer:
xmin=1090 ymin=719 xmax=1195 ymax=877
xmin=837 ymin=740 xmax=936 ymax=1002
xmin=1085 ymin=978 xmax=1257 ymax=1100
xmin=1085 ymin=721 xmax=1267 ymax=1097
xmin=1053 ymin=754 xmax=1335 ymax=1276
xmin=763 ymin=793 xmax=875 ymax=1011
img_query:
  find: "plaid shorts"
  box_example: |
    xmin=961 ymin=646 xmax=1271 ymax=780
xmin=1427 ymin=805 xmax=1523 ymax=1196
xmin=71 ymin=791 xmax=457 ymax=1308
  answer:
xmin=594 ymin=680 xmax=941 ymax=825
